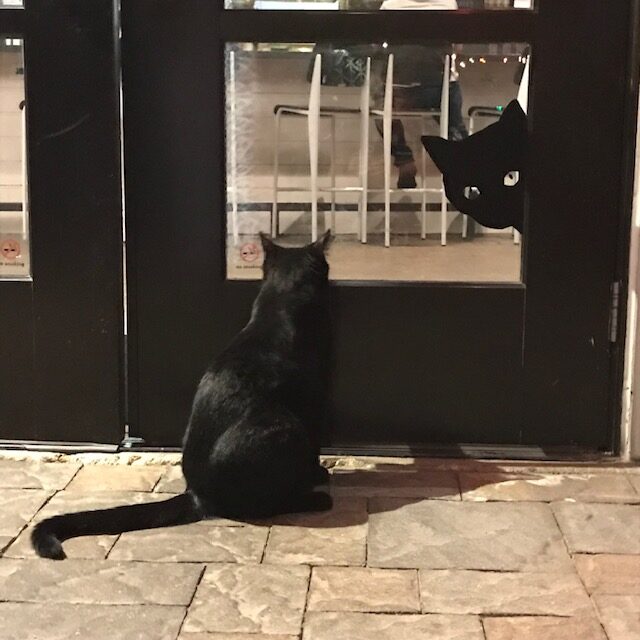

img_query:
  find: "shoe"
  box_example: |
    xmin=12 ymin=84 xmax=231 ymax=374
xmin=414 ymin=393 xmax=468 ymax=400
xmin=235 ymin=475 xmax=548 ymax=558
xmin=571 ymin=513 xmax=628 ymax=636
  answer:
xmin=397 ymin=161 xmax=417 ymax=189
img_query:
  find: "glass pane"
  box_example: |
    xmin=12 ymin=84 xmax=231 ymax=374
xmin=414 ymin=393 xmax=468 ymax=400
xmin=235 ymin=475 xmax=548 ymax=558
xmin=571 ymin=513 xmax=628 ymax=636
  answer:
xmin=0 ymin=37 xmax=29 ymax=279
xmin=0 ymin=1 xmax=24 ymax=7
xmin=225 ymin=0 xmax=533 ymax=10
xmin=225 ymin=41 xmax=529 ymax=282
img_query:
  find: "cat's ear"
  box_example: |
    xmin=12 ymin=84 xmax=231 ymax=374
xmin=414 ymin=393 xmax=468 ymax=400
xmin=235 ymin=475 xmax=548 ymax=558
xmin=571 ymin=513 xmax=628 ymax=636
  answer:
xmin=310 ymin=229 xmax=333 ymax=254
xmin=421 ymin=136 xmax=453 ymax=175
xmin=259 ymin=232 xmax=278 ymax=254
xmin=500 ymin=99 xmax=527 ymax=132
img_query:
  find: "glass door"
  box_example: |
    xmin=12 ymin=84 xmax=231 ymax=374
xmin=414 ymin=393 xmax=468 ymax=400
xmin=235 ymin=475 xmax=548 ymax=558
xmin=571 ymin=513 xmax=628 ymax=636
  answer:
xmin=122 ymin=0 xmax=636 ymax=454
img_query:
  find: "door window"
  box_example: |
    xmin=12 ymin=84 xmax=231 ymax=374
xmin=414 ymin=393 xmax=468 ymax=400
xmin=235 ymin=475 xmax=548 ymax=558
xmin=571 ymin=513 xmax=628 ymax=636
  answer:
xmin=0 ymin=36 xmax=29 ymax=279
xmin=225 ymin=40 xmax=528 ymax=282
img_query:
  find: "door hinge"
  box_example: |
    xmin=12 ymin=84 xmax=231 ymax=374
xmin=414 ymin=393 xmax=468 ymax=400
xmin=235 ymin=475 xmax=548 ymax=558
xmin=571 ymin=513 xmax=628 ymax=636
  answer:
xmin=609 ymin=281 xmax=621 ymax=343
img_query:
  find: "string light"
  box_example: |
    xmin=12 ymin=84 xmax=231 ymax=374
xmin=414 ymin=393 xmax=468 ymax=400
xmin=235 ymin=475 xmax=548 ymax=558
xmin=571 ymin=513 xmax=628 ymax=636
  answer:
xmin=479 ymin=57 xmax=487 ymax=64
xmin=503 ymin=57 xmax=508 ymax=63
xmin=459 ymin=60 xmax=466 ymax=69
xmin=469 ymin=57 xmax=475 ymax=64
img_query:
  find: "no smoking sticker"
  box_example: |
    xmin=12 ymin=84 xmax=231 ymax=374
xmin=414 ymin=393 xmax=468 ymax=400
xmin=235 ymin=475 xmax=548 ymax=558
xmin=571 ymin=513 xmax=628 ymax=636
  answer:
xmin=1 ymin=239 xmax=21 ymax=260
xmin=239 ymin=242 xmax=260 ymax=263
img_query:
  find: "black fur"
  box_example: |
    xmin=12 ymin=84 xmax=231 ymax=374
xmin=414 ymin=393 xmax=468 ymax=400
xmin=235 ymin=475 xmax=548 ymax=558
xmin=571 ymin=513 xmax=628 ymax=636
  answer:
xmin=32 ymin=231 xmax=333 ymax=559
xmin=422 ymin=99 xmax=527 ymax=232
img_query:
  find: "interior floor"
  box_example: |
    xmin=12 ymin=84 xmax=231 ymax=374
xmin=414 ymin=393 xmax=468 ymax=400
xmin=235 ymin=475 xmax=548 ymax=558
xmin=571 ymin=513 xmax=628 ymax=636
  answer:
xmin=227 ymin=233 xmax=522 ymax=282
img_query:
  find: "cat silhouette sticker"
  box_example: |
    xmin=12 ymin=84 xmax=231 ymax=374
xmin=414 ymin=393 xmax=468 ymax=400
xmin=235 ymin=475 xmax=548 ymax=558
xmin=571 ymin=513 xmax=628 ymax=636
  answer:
xmin=422 ymin=99 xmax=527 ymax=233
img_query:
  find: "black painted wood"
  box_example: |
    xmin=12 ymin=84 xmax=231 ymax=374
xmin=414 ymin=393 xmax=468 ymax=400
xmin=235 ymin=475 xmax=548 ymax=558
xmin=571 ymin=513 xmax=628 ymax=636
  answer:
xmin=0 ymin=0 xmax=124 ymax=442
xmin=0 ymin=283 xmax=35 ymax=439
xmin=219 ymin=9 xmax=535 ymax=43
xmin=521 ymin=0 xmax=635 ymax=450
xmin=122 ymin=0 xmax=634 ymax=450
xmin=0 ymin=7 xmax=25 ymax=34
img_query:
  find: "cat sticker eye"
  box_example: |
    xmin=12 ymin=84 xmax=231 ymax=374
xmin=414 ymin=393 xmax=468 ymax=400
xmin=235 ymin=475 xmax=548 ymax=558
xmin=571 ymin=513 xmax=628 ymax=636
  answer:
xmin=464 ymin=186 xmax=481 ymax=200
xmin=503 ymin=171 xmax=520 ymax=187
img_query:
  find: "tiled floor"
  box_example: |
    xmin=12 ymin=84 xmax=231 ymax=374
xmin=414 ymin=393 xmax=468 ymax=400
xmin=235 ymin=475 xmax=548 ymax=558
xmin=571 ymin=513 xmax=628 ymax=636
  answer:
xmin=227 ymin=234 xmax=521 ymax=283
xmin=1 ymin=454 xmax=640 ymax=639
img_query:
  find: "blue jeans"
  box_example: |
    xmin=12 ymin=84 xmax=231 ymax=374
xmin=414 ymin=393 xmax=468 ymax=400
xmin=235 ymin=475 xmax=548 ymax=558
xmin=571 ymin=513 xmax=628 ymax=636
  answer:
xmin=375 ymin=82 xmax=468 ymax=167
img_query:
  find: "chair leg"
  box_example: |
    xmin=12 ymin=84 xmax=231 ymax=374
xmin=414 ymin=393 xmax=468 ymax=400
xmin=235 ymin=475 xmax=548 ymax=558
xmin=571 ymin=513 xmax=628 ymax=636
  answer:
xmin=440 ymin=55 xmax=450 ymax=247
xmin=440 ymin=181 xmax=447 ymax=246
xmin=330 ymin=116 xmax=336 ymax=234
xmin=308 ymin=54 xmax=321 ymax=242
xmin=462 ymin=214 xmax=468 ymax=239
xmin=421 ymin=117 xmax=427 ymax=240
xmin=272 ymin=112 xmax=281 ymax=237
xmin=359 ymin=58 xmax=371 ymax=244
xmin=383 ymin=55 xmax=393 ymax=248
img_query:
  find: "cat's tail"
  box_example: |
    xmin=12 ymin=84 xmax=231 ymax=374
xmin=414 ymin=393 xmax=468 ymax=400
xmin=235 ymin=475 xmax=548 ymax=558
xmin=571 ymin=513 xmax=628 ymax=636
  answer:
xmin=31 ymin=492 xmax=203 ymax=560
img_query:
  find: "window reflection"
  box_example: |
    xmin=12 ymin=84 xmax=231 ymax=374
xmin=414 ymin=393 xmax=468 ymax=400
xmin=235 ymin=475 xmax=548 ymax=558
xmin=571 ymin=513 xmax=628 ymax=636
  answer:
xmin=225 ymin=42 xmax=528 ymax=282
xmin=224 ymin=0 xmax=533 ymax=10
xmin=0 ymin=37 xmax=29 ymax=279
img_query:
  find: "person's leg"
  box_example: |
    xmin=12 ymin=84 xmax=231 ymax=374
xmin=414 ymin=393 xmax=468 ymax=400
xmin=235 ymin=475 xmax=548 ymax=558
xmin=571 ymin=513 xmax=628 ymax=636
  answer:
xmin=447 ymin=82 xmax=468 ymax=141
xmin=374 ymin=87 xmax=418 ymax=188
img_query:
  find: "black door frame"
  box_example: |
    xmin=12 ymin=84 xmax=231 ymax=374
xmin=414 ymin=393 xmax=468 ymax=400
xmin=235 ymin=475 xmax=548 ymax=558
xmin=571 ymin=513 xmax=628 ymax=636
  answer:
xmin=0 ymin=0 xmax=124 ymax=445
xmin=121 ymin=1 xmax=639 ymax=455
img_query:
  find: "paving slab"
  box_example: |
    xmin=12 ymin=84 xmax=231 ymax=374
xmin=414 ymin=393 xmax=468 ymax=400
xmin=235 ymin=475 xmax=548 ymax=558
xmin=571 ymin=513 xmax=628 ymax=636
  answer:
xmin=460 ymin=472 xmax=639 ymax=503
xmin=110 ymin=522 xmax=269 ymax=563
xmin=155 ymin=465 xmax=187 ymax=493
xmin=0 ymin=602 xmax=185 ymax=640
xmin=0 ymin=460 xmax=80 ymax=490
xmin=575 ymin=554 xmax=640 ymax=595
xmin=482 ymin=616 xmax=607 ymax=640
xmin=65 ymin=464 xmax=163 ymax=492
xmin=419 ymin=569 xmax=590 ymax=615
xmin=263 ymin=499 xmax=367 ymax=566
xmin=594 ymin=595 xmax=640 ymax=640
xmin=552 ymin=503 xmax=640 ymax=554
xmin=308 ymin=566 xmax=420 ymax=613
xmin=4 ymin=491 xmax=169 ymax=560
xmin=182 ymin=564 xmax=309 ymax=636
xmin=302 ymin=611 xmax=484 ymax=640
xmin=0 ymin=489 xmax=51 ymax=537
xmin=0 ymin=558 xmax=203 ymax=605
xmin=628 ymin=474 xmax=640 ymax=493
xmin=330 ymin=469 xmax=460 ymax=499
xmin=368 ymin=499 xmax=571 ymax=571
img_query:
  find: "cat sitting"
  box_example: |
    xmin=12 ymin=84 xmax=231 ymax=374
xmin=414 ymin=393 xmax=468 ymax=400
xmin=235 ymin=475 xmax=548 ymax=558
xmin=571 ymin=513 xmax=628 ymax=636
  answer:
xmin=422 ymin=99 xmax=527 ymax=233
xmin=32 ymin=231 xmax=333 ymax=559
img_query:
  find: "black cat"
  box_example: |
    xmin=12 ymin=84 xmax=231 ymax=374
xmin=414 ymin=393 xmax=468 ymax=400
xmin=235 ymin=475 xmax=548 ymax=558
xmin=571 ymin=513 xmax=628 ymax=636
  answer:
xmin=422 ymin=99 xmax=527 ymax=233
xmin=32 ymin=232 xmax=334 ymax=560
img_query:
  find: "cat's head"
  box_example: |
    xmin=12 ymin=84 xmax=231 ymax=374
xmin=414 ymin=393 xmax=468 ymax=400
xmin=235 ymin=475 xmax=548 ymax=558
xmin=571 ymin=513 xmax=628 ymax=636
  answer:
xmin=422 ymin=99 xmax=527 ymax=233
xmin=259 ymin=230 xmax=332 ymax=293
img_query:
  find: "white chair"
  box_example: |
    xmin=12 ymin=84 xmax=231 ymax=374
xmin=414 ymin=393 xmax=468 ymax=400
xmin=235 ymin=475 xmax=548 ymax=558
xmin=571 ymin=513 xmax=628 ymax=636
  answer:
xmin=20 ymin=99 xmax=28 ymax=237
xmin=369 ymin=53 xmax=451 ymax=248
xmin=272 ymin=54 xmax=371 ymax=242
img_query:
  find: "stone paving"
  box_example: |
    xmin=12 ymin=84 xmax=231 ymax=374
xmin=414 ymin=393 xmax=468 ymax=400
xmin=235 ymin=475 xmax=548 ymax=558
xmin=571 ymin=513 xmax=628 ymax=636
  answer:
xmin=0 ymin=453 xmax=640 ymax=639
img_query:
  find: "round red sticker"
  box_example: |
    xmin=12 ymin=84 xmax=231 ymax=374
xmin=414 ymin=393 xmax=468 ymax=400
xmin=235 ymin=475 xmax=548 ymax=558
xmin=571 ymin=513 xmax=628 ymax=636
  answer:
xmin=1 ymin=239 xmax=21 ymax=260
xmin=239 ymin=242 xmax=260 ymax=263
